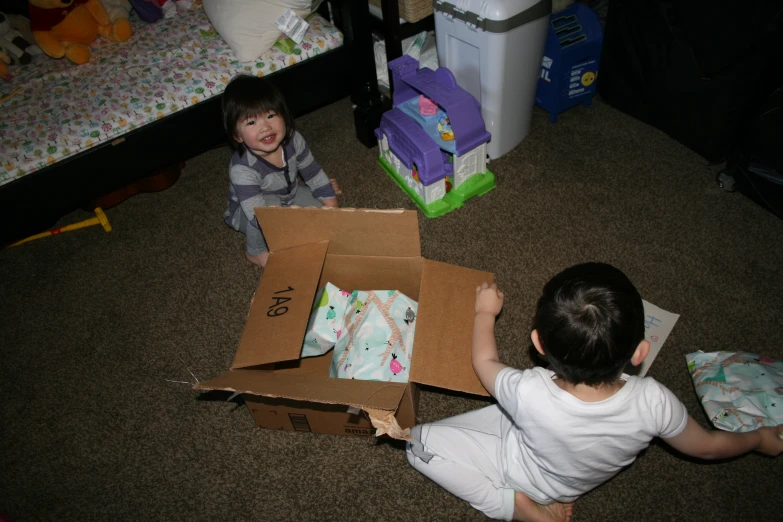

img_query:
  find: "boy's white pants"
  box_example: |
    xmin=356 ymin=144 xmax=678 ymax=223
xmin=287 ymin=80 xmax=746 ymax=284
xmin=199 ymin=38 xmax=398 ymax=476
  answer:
xmin=406 ymin=405 xmax=517 ymax=521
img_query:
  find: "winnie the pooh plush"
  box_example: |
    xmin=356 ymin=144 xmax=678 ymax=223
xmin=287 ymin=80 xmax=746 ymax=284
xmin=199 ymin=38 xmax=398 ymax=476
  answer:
xmin=0 ymin=48 xmax=11 ymax=81
xmin=29 ymin=0 xmax=132 ymax=65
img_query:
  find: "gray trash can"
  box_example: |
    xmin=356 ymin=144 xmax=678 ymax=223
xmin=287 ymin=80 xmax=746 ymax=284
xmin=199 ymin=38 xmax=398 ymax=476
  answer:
xmin=434 ymin=0 xmax=551 ymax=159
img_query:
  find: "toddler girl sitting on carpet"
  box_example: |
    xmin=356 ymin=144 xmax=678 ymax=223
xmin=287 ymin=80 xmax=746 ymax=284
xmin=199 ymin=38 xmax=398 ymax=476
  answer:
xmin=221 ymin=74 xmax=341 ymax=267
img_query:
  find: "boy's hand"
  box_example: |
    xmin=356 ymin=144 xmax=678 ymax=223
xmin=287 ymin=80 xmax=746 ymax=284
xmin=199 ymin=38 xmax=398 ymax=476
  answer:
xmin=475 ymin=282 xmax=504 ymax=317
xmin=472 ymin=282 xmax=507 ymax=397
xmin=757 ymin=425 xmax=783 ymax=456
xmin=666 ymin=416 xmax=783 ymax=460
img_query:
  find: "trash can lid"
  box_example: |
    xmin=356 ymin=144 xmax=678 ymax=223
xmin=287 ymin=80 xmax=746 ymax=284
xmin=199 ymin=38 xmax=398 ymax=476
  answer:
xmin=434 ymin=0 xmax=551 ymax=33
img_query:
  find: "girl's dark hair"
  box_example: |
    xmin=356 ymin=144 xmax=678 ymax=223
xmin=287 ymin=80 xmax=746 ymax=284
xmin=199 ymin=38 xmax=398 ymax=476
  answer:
xmin=533 ymin=263 xmax=646 ymax=386
xmin=221 ymin=74 xmax=295 ymax=154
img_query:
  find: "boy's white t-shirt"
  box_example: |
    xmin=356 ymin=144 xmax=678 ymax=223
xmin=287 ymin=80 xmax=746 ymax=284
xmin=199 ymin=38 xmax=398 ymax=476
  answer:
xmin=494 ymin=366 xmax=689 ymax=504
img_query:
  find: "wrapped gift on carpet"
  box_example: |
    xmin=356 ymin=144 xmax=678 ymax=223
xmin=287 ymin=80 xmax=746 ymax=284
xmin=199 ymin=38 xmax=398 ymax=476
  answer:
xmin=686 ymin=351 xmax=783 ymax=432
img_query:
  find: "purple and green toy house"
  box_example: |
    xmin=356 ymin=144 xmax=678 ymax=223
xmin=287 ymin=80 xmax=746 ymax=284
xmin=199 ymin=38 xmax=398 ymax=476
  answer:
xmin=375 ymin=56 xmax=495 ymax=217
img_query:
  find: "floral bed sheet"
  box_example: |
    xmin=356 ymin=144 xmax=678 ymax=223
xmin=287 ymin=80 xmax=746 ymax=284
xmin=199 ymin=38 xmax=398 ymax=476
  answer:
xmin=0 ymin=8 xmax=343 ymax=187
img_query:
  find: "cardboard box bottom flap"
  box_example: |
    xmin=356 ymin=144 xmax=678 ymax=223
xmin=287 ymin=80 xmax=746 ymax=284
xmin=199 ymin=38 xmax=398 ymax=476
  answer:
xmin=244 ymin=383 xmax=419 ymax=438
xmin=195 ymin=362 xmax=419 ymax=439
xmin=246 ymin=396 xmax=377 ymax=437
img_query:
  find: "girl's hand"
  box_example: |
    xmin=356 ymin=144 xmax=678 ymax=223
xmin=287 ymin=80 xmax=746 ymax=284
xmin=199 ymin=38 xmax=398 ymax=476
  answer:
xmin=330 ymin=178 xmax=342 ymax=195
xmin=322 ymin=198 xmax=339 ymax=208
xmin=475 ymin=282 xmax=504 ymax=317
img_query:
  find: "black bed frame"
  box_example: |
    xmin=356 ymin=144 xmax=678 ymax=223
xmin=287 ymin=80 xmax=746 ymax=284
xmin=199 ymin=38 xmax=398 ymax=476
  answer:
xmin=0 ymin=0 xmax=388 ymax=245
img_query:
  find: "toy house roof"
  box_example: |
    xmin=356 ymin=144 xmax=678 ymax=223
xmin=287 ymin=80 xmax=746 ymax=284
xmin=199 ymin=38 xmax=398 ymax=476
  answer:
xmin=389 ymin=56 xmax=491 ymax=156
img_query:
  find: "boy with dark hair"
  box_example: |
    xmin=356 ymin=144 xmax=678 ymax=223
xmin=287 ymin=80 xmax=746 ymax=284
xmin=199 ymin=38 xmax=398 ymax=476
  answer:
xmin=406 ymin=262 xmax=783 ymax=522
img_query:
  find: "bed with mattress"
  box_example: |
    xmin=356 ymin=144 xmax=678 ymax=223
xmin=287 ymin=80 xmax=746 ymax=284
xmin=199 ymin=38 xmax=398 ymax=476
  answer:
xmin=0 ymin=0 xmax=382 ymax=244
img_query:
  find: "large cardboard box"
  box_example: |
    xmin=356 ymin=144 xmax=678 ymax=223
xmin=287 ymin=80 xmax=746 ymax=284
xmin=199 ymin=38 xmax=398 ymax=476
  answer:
xmin=196 ymin=207 xmax=492 ymax=439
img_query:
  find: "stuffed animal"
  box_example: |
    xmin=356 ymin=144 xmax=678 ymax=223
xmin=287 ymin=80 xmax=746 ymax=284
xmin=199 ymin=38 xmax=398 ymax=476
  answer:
xmin=6 ymin=13 xmax=43 ymax=57
xmin=0 ymin=48 xmax=11 ymax=81
xmin=29 ymin=0 xmax=132 ymax=65
xmin=0 ymin=10 xmax=35 ymax=65
xmin=98 ymin=0 xmax=133 ymax=29
xmin=127 ymin=0 xmax=162 ymax=23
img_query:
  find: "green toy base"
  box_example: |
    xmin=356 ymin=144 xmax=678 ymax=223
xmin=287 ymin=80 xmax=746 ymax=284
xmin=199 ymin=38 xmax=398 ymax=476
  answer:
xmin=378 ymin=156 xmax=495 ymax=218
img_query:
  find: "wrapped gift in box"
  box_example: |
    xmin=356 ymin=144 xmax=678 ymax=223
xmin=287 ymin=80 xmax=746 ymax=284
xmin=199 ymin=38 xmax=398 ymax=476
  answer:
xmin=301 ymin=282 xmax=353 ymax=357
xmin=301 ymin=283 xmax=418 ymax=383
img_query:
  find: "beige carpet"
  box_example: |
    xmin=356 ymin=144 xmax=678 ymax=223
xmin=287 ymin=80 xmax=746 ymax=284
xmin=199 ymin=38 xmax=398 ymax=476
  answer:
xmin=2 ymin=97 xmax=782 ymax=521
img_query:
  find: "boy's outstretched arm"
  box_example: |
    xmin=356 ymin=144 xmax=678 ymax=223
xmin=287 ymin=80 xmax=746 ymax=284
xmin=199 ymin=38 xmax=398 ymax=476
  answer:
xmin=472 ymin=282 xmax=508 ymax=398
xmin=663 ymin=415 xmax=783 ymax=459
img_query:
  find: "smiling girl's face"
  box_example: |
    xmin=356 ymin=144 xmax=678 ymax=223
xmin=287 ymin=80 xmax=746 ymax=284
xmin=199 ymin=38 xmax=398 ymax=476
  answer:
xmin=235 ymin=110 xmax=286 ymax=159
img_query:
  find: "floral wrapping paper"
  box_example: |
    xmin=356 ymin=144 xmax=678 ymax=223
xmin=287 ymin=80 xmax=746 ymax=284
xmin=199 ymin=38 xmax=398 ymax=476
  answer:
xmin=0 ymin=7 xmax=343 ymax=186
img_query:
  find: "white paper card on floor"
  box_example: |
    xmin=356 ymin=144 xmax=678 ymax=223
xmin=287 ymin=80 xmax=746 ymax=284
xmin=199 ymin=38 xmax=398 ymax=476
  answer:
xmin=637 ymin=300 xmax=680 ymax=377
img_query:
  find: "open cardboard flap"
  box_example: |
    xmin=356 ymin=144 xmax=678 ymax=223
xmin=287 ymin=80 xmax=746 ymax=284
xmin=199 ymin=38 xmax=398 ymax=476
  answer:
xmin=256 ymin=207 xmax=421 ymax=257
xmin=231 ymin=241 xmax=328 ymax=369
xmin=195 ymin=369 xmax=407 ymax=412
xmin=410 ymin=259 xmax=493 ymax=397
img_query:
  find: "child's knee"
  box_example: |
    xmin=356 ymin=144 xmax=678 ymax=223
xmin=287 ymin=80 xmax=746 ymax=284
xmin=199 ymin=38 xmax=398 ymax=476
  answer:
xmin=405 ymin=425 xmax=421 ymax=467
xmin=405 ymin=442 xmax=416 ymax=467
xmin=407 ymin=425 xmax=436 ymax=466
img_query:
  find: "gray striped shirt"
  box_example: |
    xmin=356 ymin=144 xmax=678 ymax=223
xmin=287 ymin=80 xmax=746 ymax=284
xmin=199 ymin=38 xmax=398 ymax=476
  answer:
xmin=224 ymin=130 xmax=336 ymax=231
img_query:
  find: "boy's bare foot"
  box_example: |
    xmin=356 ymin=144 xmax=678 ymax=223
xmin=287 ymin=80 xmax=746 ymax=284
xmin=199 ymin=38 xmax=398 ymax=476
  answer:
xmin=245 ymin=251 xmax=269 ymax=268
xmin=513 ymin=491 xmax=574 ymax=522
xmin=330 ymin=178 xmax=342 ymax=195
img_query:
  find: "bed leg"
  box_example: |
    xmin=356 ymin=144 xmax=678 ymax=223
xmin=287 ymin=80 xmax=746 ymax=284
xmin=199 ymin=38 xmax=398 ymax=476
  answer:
xmin=354 ymin=99 xmax=388 ymax=148
xmin=343 ymin=0 xmax=388 ymax=148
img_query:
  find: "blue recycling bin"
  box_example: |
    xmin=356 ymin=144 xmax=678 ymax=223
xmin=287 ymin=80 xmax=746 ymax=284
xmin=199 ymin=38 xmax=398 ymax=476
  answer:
xmin=535 ymin=3 xmax=604 ymax=123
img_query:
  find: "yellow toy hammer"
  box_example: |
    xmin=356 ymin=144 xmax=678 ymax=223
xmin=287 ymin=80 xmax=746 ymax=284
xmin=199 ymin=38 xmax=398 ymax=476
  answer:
xmin=8 ymin=208 xmax=112 ymax=247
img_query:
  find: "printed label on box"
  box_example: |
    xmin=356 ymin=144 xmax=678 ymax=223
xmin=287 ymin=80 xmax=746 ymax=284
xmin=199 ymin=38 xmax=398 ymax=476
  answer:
xmin=288 ymin=413 xmax=312 ymax=432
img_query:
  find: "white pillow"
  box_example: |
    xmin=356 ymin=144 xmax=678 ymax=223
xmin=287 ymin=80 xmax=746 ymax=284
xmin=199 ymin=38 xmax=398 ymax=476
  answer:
xmin=203 ymin=0 xmax=322 ymax=62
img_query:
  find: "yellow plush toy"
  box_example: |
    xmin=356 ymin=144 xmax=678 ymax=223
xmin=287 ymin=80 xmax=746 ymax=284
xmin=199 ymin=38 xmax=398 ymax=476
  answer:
xmin=29 ymin=0 xmax=132 ymax=65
